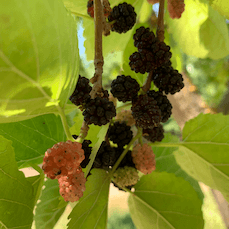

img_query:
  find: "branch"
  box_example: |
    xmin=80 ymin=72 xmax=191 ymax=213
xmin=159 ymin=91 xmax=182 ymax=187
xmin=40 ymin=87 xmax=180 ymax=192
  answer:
xmin=78 ymin=0 xmax=105 ymax=142
xmin=156 ymin=0 xmax=165 ymax=42
xmin=142 ymin=71 xmax=153 ymax=92
xmin=76 ymin=121 xmax=89 ymax=143
xmin=90 ymin=0 xmax=104 ymax=99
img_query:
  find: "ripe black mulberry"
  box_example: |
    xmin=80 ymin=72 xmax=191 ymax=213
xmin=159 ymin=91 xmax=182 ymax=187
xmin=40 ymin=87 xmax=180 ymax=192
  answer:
xmin=147 ymin=90 xmax=172 ymax=123
xmin=110 ymin=75 xmax=140 ymax=102
xmin=108 ymin=2 xmax=137 ymax=33
xmin=108 ymin=121 xmax=133 ymax=147
xmin=131 ymin=94 xmax=161 ymax=129
xmin=152 ymin=65 xmax=184 ymax=94
xmin=83 ymin=96 xmax=116 ymax=126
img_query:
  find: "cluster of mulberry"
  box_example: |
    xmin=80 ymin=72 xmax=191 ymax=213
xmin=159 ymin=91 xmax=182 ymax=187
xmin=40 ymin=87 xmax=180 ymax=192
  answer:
xmin=40 ymin=0 xmax=187 ymax=207
xmin=129 ymin=26 xmax=184 ymax=95
xmin=42 ymin=141 xmax=86 ymax=202
xmin=127 ymin=26 xmax=185 ymax=143
xmin=130 ymin=26 xmax=172 ymax=73
xmin=69 ymin=75 xmax=116 ymax=126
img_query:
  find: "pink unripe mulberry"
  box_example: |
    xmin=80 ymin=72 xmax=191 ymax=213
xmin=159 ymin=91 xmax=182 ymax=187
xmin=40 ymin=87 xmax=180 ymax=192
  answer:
xmin=58 ymin=169 xmax=86 ymax=202
xmin=131 ymin=143 xmax=156 ymax=175
xmin=168 ymin=0 xmax=185 ymax=19
xmin=42 ymin=140 xmax=85 ymax=179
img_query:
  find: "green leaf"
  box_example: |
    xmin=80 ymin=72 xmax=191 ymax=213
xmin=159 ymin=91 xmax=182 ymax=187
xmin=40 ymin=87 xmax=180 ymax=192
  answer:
xmin=83 ymin=0 xmax=144 ymax=61
xmin=34 ymin=179 xmax=67 ymax=229
xmin=0 ymin=136 xmax=34 ymax=229
xmin=138 ymin=0 xmax=152 ymax=23
xmin=26 ymin=174 xmax=44 ymax=206
xmin=0 ymin=114 xmax=66 ymax=169
xmin=85 ymin=124 xmax=109 ymax=177
xmin=151 ymin=133 xmax=204 ymax=200
xmin=68 ymin=169 xmax=111 ymax=229
xmin=208 ymin=0 xmax=229 ymax=19
xmin=63 ymin=0 xmax=87 ymax=16
xmin=165 ymin=0 xmax=229 ymax=59
xmin=128 ymin=172 xmax=204 ymax=229
xmin=174 ymin=113 xmax=229 ymax=202
xmin=0 ymin=0 xmax=79 ymax=123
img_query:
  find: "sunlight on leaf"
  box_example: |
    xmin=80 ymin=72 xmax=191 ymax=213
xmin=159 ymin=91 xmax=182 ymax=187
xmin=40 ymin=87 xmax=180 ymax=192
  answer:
xmin=165 ymin=0 xmax=229 ymax=59
xmin=208 ymin=0 xmax=229 ymax=19
xmin=0 ymin=0 xmax=79 ymax=123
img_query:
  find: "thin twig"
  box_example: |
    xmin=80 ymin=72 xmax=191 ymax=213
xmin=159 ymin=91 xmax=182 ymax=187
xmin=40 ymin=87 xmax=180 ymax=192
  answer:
xmin=142 ymin=71 xmax=153 ymax=92
xmin=76 ymin=121 xmax=89 ymax=143
xmin=156 ymin=0 xmax=165 ymax=42
xmin=90 ymin=0 xmax=104 ymax=99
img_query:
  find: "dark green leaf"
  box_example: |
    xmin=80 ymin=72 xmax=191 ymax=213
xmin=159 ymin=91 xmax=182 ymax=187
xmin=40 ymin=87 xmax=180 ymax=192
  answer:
xmin=0 ymin=114 xmax=66 ymax=168
xmin=34 ymin=179 xmax=67 ymax=229
xmin=0 ymin=136 xmax=34 ymax=229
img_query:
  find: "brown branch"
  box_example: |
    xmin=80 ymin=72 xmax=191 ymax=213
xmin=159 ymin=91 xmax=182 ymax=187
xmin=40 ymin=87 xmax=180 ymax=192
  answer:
xmin=90 ymin=0 xmax=104 ymax=99
xmin=76 ymin=121 xmax=89 ymax=143
xmin=156 ymin=0 xmax=165 ymax=42
xmin=142 ymin=71 xmax=153 ymax=92
xmin=78 ymin=0 xmax=106 ymax=142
